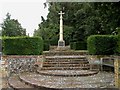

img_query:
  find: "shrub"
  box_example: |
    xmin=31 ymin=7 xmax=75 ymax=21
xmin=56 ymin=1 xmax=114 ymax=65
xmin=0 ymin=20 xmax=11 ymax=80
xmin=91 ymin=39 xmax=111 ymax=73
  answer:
xmin=70 ymin=41 xmax=87 ymax=50
xmin=74 ymin=41 xmax=87 ymax=50
xmin=3 ymin=36 xmax=43 ymax=55
xmin=43 ymin=40 xmax=50 ymax=51
xmin=70 ymin=42 xmax=74 ymax=49
xmin=0 ymin=38 xmax=1 ymax=52
xmin=50 ymin=36 xmax=58 ymax=46
xmin=87 ymin=35 xmax=117 ymax=55
xmin=115 ymin=35 xmax=120 ymax=55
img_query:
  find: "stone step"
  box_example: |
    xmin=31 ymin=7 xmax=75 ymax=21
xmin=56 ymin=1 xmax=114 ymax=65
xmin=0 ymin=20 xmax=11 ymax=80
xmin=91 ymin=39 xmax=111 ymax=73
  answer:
xmin=41 ymin=66 xmax=90 ymax=70
xmin=43 ymin=51 xmax=88 ymax=56
xmin=43 ymin=61 xmax=89 ymax=64
xmin=45 ymin=59 xmax=88 ymax=62
xmin=44 ymin=60 xmax=89 ymax=63
xmin=8 ymin=75 xmax=36 ymax=89
xmin=45 ymin=56 xmax=86 ymax=59
xmin=50 ymin=46 xmax=70 ymax=51
xmin=45 ymin=59 xmax=88 ymax=63
xmin=43 ymin=63 xmax=90 ymax=67
xmin=19 ymin=72 xmax=115 ymax=88
xmin=19 ymin=72 xmax=58 ymax=90
xmin=37 ymin=70 xmax=99 ymax=77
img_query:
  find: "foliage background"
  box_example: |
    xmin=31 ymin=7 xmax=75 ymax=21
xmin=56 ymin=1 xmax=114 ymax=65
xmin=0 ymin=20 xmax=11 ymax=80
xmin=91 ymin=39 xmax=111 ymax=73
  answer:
xmin=1 ymin=13 xmax=26 ymax=37
xmin=34 ymin=2 xmax=120 ymax=48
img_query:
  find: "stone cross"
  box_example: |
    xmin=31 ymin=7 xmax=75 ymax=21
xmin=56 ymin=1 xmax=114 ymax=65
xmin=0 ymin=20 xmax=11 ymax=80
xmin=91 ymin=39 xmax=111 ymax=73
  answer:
xmin=58 ymin=11 xmax=65 ymax=47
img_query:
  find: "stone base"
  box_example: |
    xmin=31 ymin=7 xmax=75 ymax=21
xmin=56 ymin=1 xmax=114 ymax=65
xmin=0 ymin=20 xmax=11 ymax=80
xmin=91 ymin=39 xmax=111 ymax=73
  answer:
xmin=56 ymin=46 xmax=66 ymax=51
xmin=58 ymin=40 xmax=65 ymax=47
xmin=57 ymin=40 xmax=66 ymax=51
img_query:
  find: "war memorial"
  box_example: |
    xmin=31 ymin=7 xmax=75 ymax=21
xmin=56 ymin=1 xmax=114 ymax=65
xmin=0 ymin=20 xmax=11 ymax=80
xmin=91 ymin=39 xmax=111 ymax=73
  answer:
xmin=1 ymin=9 xmax=120 ymax=90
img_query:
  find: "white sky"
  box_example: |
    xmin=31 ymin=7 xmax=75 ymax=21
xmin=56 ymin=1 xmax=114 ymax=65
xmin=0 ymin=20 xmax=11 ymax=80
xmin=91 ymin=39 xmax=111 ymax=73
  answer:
xmin=0 ymin=0 xmax=49 ymax=36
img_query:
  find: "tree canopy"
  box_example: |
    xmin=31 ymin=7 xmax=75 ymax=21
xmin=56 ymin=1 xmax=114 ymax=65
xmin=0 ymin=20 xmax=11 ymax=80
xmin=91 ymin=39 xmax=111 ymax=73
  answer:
xmin=34 ymin=2 xmax=120 ymax=45
xmin=1 ymin=13 xmax=26 ymax=37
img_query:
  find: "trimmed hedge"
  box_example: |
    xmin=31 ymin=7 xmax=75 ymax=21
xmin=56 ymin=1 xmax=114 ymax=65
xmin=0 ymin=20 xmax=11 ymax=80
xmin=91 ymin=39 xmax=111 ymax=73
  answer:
xmin=3 ymin=37 xmax=43 ymax=55
xmin=43 ymin=41 xmax=50 ymax=51
xmin=0 ymin=38 xmax=1 ymax=52
xmin=87 ymin=35 xmax=118 ymax=55
xmin=50 ymin=36 xmax=58 ymax=46
xmin=70 ymin=42 xmax=74 ymax=50
xmin=70 ymin=41 xmax=87 ymax=50
xmin=116 ymin=35 xmax=120 ymax=55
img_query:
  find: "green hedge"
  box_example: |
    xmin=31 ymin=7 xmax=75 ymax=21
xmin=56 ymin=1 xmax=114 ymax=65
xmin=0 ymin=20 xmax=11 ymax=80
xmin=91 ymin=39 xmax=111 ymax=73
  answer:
xmin=115 ymin=35 xmax=120 ymax=55
xmin=3 ymin=37 xmax=43 ymax=55
xmin=50 ymin=36 xmax=58 ymax=46
xmin=0 ymin=39 xmax=1 ymax=52
xmin=43 ymin=41 xmax=50 ymax=51
xmin=70 ymin=41 xmax=87 ymax=50
xmin=87 ymin=35 xmax=117 ymax=55
xmin=70 ymin=42 xmax=74 ymax=49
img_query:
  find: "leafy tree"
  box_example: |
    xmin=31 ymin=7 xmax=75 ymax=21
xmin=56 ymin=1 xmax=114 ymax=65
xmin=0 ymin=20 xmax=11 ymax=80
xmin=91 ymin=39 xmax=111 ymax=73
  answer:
xmin=34 ymin=2 xmax=75 ymax=45
xmin=34 ymin=2 xmax=120 ymax=45
xmin=1 ymin=13 xmax=26 ymax=37
xmin=94 ymin=2 xmax=120 ymax=35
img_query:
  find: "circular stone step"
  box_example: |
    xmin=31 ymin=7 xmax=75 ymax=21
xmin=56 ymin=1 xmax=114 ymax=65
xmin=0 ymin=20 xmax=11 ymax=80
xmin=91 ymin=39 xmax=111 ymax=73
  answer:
xmin=37 ymin=70 xmax=99 ymax=77
xmin=41 ymin=66 xmax=90 ymax=70
xmin=19 ymin=72 xmax=115 ymax=89
xmin=8 ymin=75 xmax=34 ymax=89
xmin=45 ymin=55 xmax=86 ymax=59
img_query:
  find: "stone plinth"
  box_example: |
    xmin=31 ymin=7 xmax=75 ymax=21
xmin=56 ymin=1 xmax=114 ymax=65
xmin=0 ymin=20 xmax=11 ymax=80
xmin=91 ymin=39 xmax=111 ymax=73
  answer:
xmin=58 ymin=41 xmax=65 ymax=47
xmin=56 ymin=46 xmax=66 ymax=51
xmin=57 ymin=40 xmax=65 ymax=51
xmin=58 ymin=40 xmax=65 ymax=46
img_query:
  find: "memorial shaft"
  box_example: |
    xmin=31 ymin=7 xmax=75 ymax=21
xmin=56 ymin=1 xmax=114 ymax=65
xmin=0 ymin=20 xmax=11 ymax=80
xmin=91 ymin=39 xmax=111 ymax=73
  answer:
xmin=58 ymin=11 xmax=65 ymax=47
xmin=59 ymin=12 xmax=63 ymax=41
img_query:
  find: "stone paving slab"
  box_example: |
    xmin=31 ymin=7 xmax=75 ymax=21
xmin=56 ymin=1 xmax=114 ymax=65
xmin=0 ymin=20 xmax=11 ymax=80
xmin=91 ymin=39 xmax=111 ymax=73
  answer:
xmin=8 ymin=75 xmax=34 ymax=89
xmin=20 ymin=71 xmax=115 ymax=89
